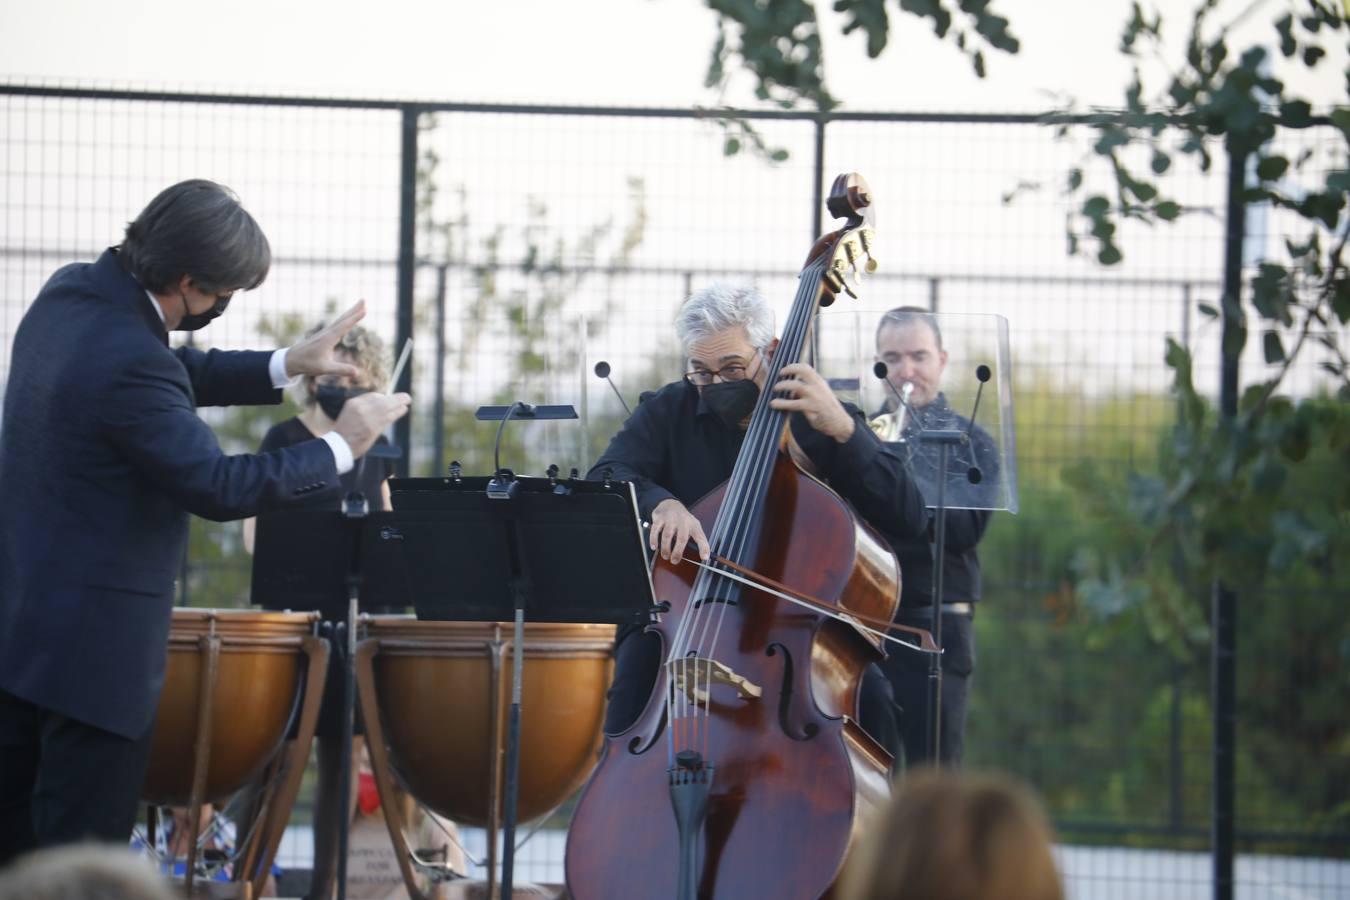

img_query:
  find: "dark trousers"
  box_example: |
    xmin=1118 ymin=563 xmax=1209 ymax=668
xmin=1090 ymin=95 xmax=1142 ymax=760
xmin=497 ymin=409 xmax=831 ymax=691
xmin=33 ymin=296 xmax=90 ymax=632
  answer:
xmin=604 ymin=624 xmax=902 ymax=764
xmin=0 ymin=689 xmax=154 ymax=866
xmin=878 ymin=609 xmax=975 ymax=768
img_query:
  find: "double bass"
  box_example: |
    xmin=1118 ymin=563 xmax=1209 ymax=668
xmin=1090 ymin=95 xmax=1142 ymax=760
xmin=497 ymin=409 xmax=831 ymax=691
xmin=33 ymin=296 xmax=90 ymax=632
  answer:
xmin=566 ymin=173 xmax=901 ymax=899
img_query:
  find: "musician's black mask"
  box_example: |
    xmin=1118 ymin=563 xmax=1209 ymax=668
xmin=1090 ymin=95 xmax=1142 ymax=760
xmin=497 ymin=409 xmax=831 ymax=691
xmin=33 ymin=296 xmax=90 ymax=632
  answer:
xmin=315 ymin=384 xmax=369 ymax=420
xmin=175 ymin=292 xmax=231 ymax=331
xmin=701 ymin=379 xmax=760 ymax=430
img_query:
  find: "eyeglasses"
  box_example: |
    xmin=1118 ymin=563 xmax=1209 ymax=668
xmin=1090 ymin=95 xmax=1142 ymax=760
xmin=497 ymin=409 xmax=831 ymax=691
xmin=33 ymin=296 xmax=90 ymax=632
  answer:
xmin=685 ymin=351 xmax=761 ymax=387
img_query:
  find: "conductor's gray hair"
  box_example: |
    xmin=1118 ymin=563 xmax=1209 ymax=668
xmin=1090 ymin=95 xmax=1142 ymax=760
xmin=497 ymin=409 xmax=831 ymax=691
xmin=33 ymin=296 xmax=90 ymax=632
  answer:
xmin=674 ymin=283 xmax=775 ymax=353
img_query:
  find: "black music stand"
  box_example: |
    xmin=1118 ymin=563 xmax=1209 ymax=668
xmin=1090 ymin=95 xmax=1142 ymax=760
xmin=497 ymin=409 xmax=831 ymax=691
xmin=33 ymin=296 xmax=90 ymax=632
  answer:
xmin=375 ymin=471 xmax=655 ymax=897
xmin=252 ymin=496 xmax=399 ymax=900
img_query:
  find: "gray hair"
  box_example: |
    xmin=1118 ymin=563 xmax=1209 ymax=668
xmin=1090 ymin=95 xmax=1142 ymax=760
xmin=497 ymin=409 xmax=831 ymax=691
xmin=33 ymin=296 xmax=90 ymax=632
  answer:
xmin=118 ymin=179 xmax=271 ymax=295
xmin=0 ymin=844 xmax=176 ymax=900
xmin=674 ymin=283 xmax=775 ymax=353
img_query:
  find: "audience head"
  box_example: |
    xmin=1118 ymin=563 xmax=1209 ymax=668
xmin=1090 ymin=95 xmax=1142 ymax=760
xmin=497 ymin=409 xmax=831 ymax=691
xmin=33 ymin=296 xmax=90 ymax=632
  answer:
xmin=0 ymin=844 xmax=176 ymax=900
xmin=839 ymin=769 xmax=1063 ymax=900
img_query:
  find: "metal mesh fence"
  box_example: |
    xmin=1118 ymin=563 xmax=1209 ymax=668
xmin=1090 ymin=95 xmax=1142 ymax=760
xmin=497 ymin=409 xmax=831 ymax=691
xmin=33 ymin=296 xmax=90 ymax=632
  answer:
xmin=2 ymin=84 xmax=1345 ymax=898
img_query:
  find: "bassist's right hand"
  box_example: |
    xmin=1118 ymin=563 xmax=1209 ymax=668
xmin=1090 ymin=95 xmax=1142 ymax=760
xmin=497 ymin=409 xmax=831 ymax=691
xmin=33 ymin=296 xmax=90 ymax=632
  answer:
xmin=649 ymin=498 xmax=710 ymax=565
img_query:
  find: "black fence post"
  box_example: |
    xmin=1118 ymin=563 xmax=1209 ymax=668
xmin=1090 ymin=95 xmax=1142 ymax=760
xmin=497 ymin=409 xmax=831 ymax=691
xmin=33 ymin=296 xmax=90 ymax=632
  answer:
xmin=432 ymin=262 xmax=448 ymax=476
xmin=394 ymin=105 xmax=420 ymax=477
xmin=811 ymin=117 xmax=826 ymax=241
xmin=1212 ymin=140 xmax=1248 ymax=900
xmin=1170 ymin=656 xmax=1184 ymax=833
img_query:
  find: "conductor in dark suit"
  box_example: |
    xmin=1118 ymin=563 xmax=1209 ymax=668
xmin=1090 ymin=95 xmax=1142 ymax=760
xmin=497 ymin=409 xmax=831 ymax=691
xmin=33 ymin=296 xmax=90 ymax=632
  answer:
xmin=0 ymin=179 xmax=411 ymax=864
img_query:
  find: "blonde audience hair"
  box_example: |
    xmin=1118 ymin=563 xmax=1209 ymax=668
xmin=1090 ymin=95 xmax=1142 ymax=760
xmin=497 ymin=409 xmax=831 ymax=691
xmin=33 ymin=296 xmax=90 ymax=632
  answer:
xmin=838 ymin=769 xmax=1064 ymax=900
xmin=0 ymin=844 xmax=176 ymax=900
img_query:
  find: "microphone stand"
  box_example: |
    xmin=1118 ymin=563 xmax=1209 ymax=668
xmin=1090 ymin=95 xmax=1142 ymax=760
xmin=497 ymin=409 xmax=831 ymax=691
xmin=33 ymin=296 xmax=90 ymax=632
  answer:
xmin=336 ymin=479 xmax=369 ymax=900
xmin=916 ymin=430 xmax=961 ymax=763
xmin=877 ymin=363 xmax=990 ymax=765
xmin=475 ymin=400 xmax=577 ymax=898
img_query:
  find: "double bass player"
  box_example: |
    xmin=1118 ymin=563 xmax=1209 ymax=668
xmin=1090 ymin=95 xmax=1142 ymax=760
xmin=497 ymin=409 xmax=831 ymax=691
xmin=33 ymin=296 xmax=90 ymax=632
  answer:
xmin=592 ymin=284 xmax=925 ymax=751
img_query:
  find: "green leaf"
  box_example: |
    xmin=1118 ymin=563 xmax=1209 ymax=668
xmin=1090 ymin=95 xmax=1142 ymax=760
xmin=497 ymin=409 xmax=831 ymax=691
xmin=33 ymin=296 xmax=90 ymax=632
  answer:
xmin=1251 ymin=456 xmax=1286 ymax=495
xmin=1164 ymin=337 xmax=1190 ymax=371
xmin=1274 ymin=14 xmax=1296 ymax=56
xmin=770 ymin=148 xmax=790 ymax=162
xmin=1067 ymin=167 xmax=1083 ymax=191
xmin=1302 ymin=45 xmax=1326 ymax=67
xmin=1299 ymin=191 xmax=1345 ymax=229
xmin=1240 ymin=382 xmax=1268 ymax=413
xmin=835 ymin=0 xmax=891 ymax=58
xmin=1255 ymin=155 xmax=1289 ymax=181
xmin=1331 ymin=277 xmax=1350 ymax=324
xmin=1267 ymin=511 xmax=1327 ymax=570
xmin=1262 ymin=331 xmax=1286 ymax=364
xmin=1093 ymin=126 xmax=1130 ymax=154
xmin=1331 ymin=108 xmax=1350 ymax=140
xmin=1251 ymin=263 xmax=1292 ymax=325
xmin=1126 ymin=177 xmax=1157 ymax=203
xmin=1279 ymin=100 xmax=1313 ymax=128
xmin=1083 ymin=195 xmax=1110 ymax=216
xmin=1150 ymin=150 xmax=1171 ymax=174
xmin=1097 ymin=243 xmax=1123 ymax=266
xmin=1198 ymin=302 xmax=1219 ymax=318
xmin=1155 ymin=200 xmax=1182 ymax=221
xmin=723 ymin=136 xmax=741 ymax=156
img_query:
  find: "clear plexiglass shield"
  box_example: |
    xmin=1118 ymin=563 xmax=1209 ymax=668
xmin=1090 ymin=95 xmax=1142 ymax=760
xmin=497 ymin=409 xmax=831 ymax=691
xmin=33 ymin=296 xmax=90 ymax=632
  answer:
xmin=812 ymin=309 xmax=1018 ymax=513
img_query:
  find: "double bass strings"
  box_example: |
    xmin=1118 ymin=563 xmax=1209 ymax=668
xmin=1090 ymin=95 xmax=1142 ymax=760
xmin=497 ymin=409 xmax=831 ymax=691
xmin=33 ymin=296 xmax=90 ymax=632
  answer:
xmin=663 ymin=257 xmax=828 ymax=762
xmin=679 ymin=260 xmax=822 ymax=741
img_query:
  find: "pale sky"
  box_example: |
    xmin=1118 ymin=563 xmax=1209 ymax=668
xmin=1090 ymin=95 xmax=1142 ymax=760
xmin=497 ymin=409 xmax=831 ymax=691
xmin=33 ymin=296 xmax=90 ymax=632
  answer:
xmin=1 ymin=0 xmax=1341 ymax=112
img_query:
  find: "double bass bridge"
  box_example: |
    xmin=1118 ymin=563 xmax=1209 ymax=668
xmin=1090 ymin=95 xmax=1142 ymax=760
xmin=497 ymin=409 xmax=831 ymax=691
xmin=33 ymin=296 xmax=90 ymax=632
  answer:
xmin=670 ymin=656 xmax=762 ymax=704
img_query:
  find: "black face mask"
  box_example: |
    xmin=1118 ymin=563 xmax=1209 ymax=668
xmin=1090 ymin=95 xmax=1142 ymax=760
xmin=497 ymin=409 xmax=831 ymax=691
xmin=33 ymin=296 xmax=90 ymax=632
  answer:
xmin=701 ymin=379 xmax=760 ymax=430
xmin=175 ymin=293 xmax=231 ymax=332
xmin=315 ymin=384 xmax=370 ymax=420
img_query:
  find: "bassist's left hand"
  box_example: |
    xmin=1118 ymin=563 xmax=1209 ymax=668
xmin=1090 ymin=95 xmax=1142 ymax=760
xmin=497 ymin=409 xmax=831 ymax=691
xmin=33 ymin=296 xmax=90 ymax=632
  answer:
xmin=769 ymin=363 xmax=855 ymax=444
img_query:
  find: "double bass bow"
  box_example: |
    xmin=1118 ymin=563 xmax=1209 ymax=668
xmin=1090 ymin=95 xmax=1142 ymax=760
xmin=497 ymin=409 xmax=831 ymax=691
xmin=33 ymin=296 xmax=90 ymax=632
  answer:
xmin=566 ymin=173 xmax=900 ymax=900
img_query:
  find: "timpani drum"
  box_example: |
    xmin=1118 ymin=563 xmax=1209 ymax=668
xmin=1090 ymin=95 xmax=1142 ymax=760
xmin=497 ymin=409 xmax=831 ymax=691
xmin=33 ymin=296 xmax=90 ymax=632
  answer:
xmin=357 ymin=617 xmax=615 ymax=827
xmin=143 ymin=608 xmax=322 ymax=805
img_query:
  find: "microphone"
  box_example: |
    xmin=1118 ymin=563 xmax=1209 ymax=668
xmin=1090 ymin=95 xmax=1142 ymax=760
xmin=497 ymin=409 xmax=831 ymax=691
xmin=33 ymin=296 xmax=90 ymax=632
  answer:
xmin=594 ymin=361 xmax=633 ymax=417
xmin=872 ymin=361 xmax=920 ymax=439
xmin=964 ymin=364 xmax=991 ymax=444
xmin=959 ymin=364 xmax=994 ymax=485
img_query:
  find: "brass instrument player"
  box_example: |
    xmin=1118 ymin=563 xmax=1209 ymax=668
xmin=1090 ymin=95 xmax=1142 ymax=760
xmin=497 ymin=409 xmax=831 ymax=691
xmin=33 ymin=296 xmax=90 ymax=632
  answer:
xmin=870 ymin=306 xmax=998 ymax=767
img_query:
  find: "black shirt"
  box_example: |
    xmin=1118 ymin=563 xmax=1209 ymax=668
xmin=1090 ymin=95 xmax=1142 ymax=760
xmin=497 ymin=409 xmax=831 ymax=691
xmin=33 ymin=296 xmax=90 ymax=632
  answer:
xmin=258 ymin=416 xmax=395 ymax=512
xmin=588 ymin=378 xmax=930 ymax=557
xmin=881 ymin=394 xmax=997 ymax=609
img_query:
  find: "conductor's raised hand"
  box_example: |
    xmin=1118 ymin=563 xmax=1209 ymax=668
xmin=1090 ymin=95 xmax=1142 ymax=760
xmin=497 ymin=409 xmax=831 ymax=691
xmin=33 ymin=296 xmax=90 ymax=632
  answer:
xmin=650 ymin=497 xmax=710 ymax=565
xmin=285 ymin=301 xmax=366 ymax=379
xmin=333 ymin=391 xmax=411 ymax=459
xmin=769 ymin=362 xmax=856 ymax=443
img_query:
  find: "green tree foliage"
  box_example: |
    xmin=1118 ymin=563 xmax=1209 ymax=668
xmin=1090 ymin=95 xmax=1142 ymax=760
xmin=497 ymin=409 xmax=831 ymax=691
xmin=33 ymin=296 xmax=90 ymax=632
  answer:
xmin=972 ymin=383 xmax=1349 ymax=840
xmin=710 ymin=9 xmax=1349 ymax=822
xmin=704 ymin=0 xmax=1019 ymax=111
xmin=416 ymin=121 xmax=651 ymax=476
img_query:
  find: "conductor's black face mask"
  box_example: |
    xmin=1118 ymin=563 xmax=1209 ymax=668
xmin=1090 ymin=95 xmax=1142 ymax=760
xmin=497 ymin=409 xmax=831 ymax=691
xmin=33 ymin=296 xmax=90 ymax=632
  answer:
xmin=175 ymin=289 xmax=232 ymax=332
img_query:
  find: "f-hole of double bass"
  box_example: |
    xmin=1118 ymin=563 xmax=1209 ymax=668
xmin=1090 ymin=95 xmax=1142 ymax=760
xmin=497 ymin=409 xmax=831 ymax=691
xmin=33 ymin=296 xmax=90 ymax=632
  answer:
xmin=691 ymin=594 xmax=738 ymax=609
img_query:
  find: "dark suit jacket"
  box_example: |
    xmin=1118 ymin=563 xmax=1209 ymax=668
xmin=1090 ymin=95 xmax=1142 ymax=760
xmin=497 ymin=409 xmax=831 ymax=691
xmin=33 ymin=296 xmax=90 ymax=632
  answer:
xmin=0 ymin=249 xmax=339 ymax=739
